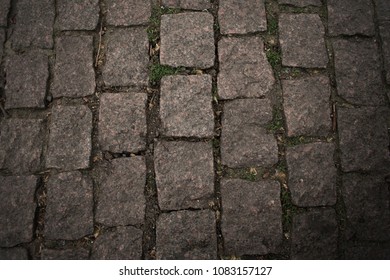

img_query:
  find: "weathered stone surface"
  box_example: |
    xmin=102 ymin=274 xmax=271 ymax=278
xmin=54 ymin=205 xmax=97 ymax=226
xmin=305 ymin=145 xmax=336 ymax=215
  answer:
xmin=379 ymin=23 xmax=390 ymax=84
xmin=91 ymin=226 xmax=142 ymax=260
xmin=0 ymin=0 xmax=10 ymax=26
xmin=10 ymin=0 xmax=55 ymax=50
xmin=99 ymin=92 xmax=147 ymax=153
xmin=345 ymin=243 xmax=390 ymax=260
xmin=286 ymin=143 xmax=337 ymax=207
xmin=5 ymin=51 xmax=48 ymax=109
xmin=160 ymin=12 xmax=214 ymax=68
xmin=160 ymin=75 xmax=214 ymax=138
xmin=52 ymin=36 xmax=95 ymax=98
xmin=282 ymin=76 xmax=331 ymax=137
xmin=156 ymin=210 xmax=217 ymax=259
xmin=56 ymin=0 xmax=99 ymax=30
xmin=41 ymin=248 xmax=89 ymax=260
xmin=102 ymin=28 xmax=148 ymax=86
xmin=0 ymin=247 xmax=28 ymax=260
xmin=0 ymin=119 xmax=44 ymax=173
xmin=221 ymin=99 xmax=278 ymax=168
xmin=327 ymin=0 xmax=375 ymax=36
xmin=0 ymin=176 xmax=37 ymax=247
xmin=291 ymin=209 xmax=338 ymax=260
xmin=218 ymin=37 xmax=274 ymax=99
xmin=279 ymin=14 xmax=328 ymax=68
xmin=44 ymin=172 xmax=94 ymax=240
xmin=154 ymin=141 xmax=214 ymax=211
xmin=333 ymin=39 xmax=386 ymax=105
xmin=279 ymin=0 xmax=321 ymax=7
xmin=338 ymin=106 xmax=390 ymax=173
xmin=221 ymin=179 xmax=282 ymax=255
xmin=0 ymin=28 xmax=4 ymax=59
xmin=343 ymin=174 xmax=390 ymax=241
xmin=219 ymin=0 xmax=267 ymax=34
xmin=162 ymin=0 xmax=211 ymax=10
xmin=95 ymin=157 xmax=146 ymax=226
xmin=376 ymin=0 xmax=390 ymax=21
xmin=107 ymin=0 xmax=151 ymax=26
xmin=46 ymin=106 xmax=92 ymax=171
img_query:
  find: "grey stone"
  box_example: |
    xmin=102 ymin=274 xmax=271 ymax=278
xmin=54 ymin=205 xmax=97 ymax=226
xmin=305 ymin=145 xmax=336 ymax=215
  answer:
xmin=221 ymin=179 xmax=282 ymax=256
xmin=379 ymin=23 xmax=390 ymax=84
xmin=345 ymin=243 xmax=390 ymax=260
xmin=279 ymin=0 xmax=322 ymax=7
xmin=5 ymin=51 xmax=48 ymax=109
xmin=282 ymin=76 xmax=331 ymax=137
xmin=44 ymin=172 xmax=94 ymax=240
xmin=154 ymin=141 xmax=214 ymax=211
xmin=0 ymin=0 xmax=10 ymax=26
xmin=0 ymin=247 xmax=28 ymax=260
xmin=107 ymin=0 xmax=151 ymax=26
xmin=160 ymin=75 xmax=214 ymax=138
xmin=0 ymin=119 xmax=44 ymax=174
xmin=160 ymin=12 xmax=214 ymax=68
xmin=218 ymin=0 xmax=267 ymax=34
xmin=156 ymin=210 xmax=217 ymax=259
xmin=91 ymin=226 xmax=142 ymax=260
xmin=95 ymin=157 xmax=146 ymax=226
xmin=0 ymin=176 xmax=37 ymax=247
xmin=41 ymin=248 xmax=89 ymax=260
xmin=286 ymin=143 xmax=337 ymax=207
xmin=99 ymin=92 xmax=147 ymax=153
xmin=279 ymin=13 xmax=328 ymax=68
xmin=102 ymin=28 xmax=148 ymax=86
xmin=218 ymin=37 xmax=274 ymax=99
xmin=162 ymin=0 xmax=211 ymax=10
xmin=221 ymin=99 xmax=278 ymax=168
xmin=56 ymin=0 xmax=99 ymax=30
xmin=376 ymin=0 xmax=390 ymax=21
xmin=0 ymin=28 xmax=4 ymax=59
xmin=291 ymin=209 xmax=338 ymax=260
xmin=46 ymin=105 xmax=92 ymax=171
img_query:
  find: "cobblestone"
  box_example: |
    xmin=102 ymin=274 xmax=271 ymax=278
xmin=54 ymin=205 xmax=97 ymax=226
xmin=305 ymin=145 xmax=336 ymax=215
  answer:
xmin=56 ymin=0 xmax=99 ymax=30
xmin=107 ymin=0 xmax=151 ymax=26
xmin=162 ymin=0 xmax=211 ymax=10
xmin=345 ymin=244 xmax=390 ymax=260
xmin=279 ymin=0 xmax=321 ymax=6
xmin=41 ymin=248 xmax=89 ymax=260
xmin=0 ymin=0 xmax=10 ymax=27
xmin=0 ymin=247 xmax=28 ymax=260
xmin=379 ymin=23 xmax=390 ymax=84
xmin=376 ymin=0 xmax=390 ymax=21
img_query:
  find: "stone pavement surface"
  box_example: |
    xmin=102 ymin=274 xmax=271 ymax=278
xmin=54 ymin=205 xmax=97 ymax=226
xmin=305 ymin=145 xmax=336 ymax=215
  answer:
xmin=0 ymin=0 xmax=389 ymax=260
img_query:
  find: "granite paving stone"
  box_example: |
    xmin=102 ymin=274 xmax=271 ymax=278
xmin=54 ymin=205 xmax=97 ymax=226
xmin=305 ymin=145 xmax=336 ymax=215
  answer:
xmin=154 ymin=141 xmax=214 ymax=211
xmin=107 ymin=0 xmax=151 ymax=26
xmin=0 ymin=176 xmax=37 ymax=247
xmin=0 ymin=119 xmax=44 ymax=174
xmin=218 ymin=37 xmax=275 ymax=99
xmin=95 ymin=157 xmax=146 ymax=226
xmin=376 ymin=0 xmax=390 ymax=21
xmin=156 ymin=210 xmax=217 ymax=259
xmin=91 ymin=226 xmax=142 ymax=260
xmin=0 ymin=247 xmax=28 ymax=260
xmin=98 ymin=92 xmax=147 ymax=153
xmin=46 ymin=105 xmax=92 ymax=171
xmin=56 ymin=0 xmax=99 ymax=30
xmin=379 ymin=23 xmax=390 ymax=84
xmin=41 ymin=248 xmax=90 ymax=260
xmin=160 ymin=12 xmax=214 ymax=68
xmin=279 ymin=0 xmax=321 ymax=7
xmin=221 ymin=179 xmax=282 ymax=256
xmin=102 ymin=28 xmax=148 ymax=86
xmin=52 ymin=36 xmax=95 ymax=98
xmin=279 ymin=14 xmax=328 ymax=68
xmin=291 ymin=209 xmax=338 ymax=259
xmin=345 ymin=244 xmax=390 ymax=260
xmin=162 ymin=0 xmax=211 ymax=10
xmin=0 ymin=0 xmax=10 ymax=26
xmin=286 ymin=143 xmax=337 ymax=207
xmin=5 ymin=51 xmax=48 ymax=109
xmin=221 ymin=99 xmax=278 ymax=168
xmin=160 ymin=75 xmax=214 ymax=138
xmin=44 ymin=172 xmax=94 ymax=240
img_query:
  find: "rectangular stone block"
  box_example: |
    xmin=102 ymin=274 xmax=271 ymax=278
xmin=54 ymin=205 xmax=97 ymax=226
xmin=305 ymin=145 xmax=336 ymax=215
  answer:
xmin=279 ymin=0 xmax=321 ymax=7
xmin=56 ymin=0 xmax=99 ymax=30
xmin=107 ymin=0 xmax=151 ymax=26
xmin=0 ymin=0 xmax=10 ymax=26
xmin=162 ymin=0 xmax=211 ymax=10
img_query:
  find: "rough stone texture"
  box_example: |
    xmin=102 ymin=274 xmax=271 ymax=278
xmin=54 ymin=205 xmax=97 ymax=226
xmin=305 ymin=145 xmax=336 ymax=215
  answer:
xmin=379 ymin=23 xmax=390 ymax=84
xmin=279 ymin=0 xmax=321 ymax=7
xmin=0 ymin=0 xmax=10 ymax=26
xmin=156 ymin=210 xmax=217 ymax=259
xmin=160 ymin=12 xmax=214 ymax=68
xmin=154 ymin=141 xmax=214 ymax=211
xmin=221 ymin=99 xmax=278 ymax=168
xmin=338 ymin=106 xmax=390 ymax=173
xmin=91 ymin=226 xmax=142 ymax=260
xmin=162 ymin=0 xmax=211 ymax=10
xmin=107 ymin=0 xmax=151 ymax=26
xmin=160 ymin=75 xmax=214 ymax=138
xmin=0 ymin=247 xmax=28 ymax=260
xmin=218 ymin=37 xmax=275 ymax=99
xmin=0 ymin=28 xmax=4 ymax=59
xmin=286 ymin=143 xmax=337 ymax=207
xmin=291 ymin=209 xmax=338 ymax=260
xmin=95 ymin=157 xmax=146 ymax=226
xmin=56 ymin=0 xmax=99 ymax=30
xmin=99 ymin=92 xmax=147 ymax=153
xmin=345 ymin=244 xmax=390 ymax=260
xmin=221 ymin=179 xmax=282 ymax=255
xmin=10 ymin=0 xmax=55 ymax=50
xmin=279 ymin=14 xmax=328 ymax=68
xmin=46 ymin=106 xmax=92 ymax=171
xmin=333 ymin=39 xmax=386 ymax=105
xmin=0 ymin=119 xmax=44 ymax=174
xmin=41 ymin=248 xmax=90 ymax=260
xmin=5 ymin=51 xmax=48 ymax=109
xmin=0 ymin=176 xmax=37 ymax=247
xmin=103 ymin=28 xmax=148 ymax=86
xmin=219 ymin=0 xmax=267 ymax=34
xmin=343 ymin=174 xmax=390 ymax=241
xmin=44 ymin=172 xmax=94 ymax=240
xmin=376 ymin=0 xmax=390 ymax=21
xmin=327 ymin=0 xmax=375 ymax=36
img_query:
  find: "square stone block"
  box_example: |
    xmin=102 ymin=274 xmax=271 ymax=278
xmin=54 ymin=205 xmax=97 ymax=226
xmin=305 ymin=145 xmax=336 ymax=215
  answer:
xmin=0 ymin=0 xmax=10 ymax=26
xmin=107 ymin=0 xmax=151 ymax=26
xmin=56 ymin=0 xmax=99 ymax=30
xmin=0 ymin=247 xmax=28 ymax=260
xmin=279 ymin=0 xmax=322 ymax=7
xmin=162 ymin=0 xmax=211 ymax=10
xmin=41 ymin=248 xmax=90 ymax=260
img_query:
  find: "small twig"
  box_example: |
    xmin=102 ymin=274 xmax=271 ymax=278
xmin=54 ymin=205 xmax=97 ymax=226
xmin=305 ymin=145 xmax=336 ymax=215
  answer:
xmin=95 ymin=21 xmax=103 ymax=67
